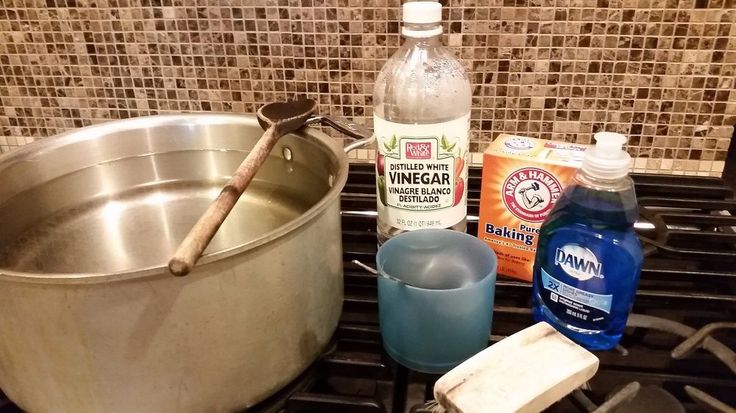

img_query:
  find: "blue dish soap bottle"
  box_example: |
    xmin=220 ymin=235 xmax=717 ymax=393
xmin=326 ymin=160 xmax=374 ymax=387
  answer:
xmin=532 ymin=132 xmax=643 ymax=350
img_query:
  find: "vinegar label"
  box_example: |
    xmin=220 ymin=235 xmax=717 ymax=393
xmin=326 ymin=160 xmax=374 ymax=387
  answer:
xmin=374 ymin=114 xmax=469 ymax=230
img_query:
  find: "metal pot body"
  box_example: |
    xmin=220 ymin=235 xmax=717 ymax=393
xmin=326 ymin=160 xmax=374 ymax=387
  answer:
xmin=0 ymin=114 xmax=347 ymax=412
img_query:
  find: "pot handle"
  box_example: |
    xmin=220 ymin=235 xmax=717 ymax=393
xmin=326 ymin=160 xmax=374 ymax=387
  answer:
xmin=306 ymin=115 xmax=375 ymax=153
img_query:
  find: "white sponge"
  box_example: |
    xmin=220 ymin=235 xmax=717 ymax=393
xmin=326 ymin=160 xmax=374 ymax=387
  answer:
xmin=432 ymin=322 xmax=599 ymax=413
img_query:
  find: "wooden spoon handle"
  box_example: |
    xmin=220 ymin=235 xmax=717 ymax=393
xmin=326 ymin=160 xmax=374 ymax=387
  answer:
xmin=168 ymin=126 xmax=280 ymax=276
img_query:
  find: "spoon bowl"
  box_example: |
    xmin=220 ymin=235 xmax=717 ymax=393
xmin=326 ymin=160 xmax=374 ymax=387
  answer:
xmin=168 ymin=99 xmax=318 ymax=276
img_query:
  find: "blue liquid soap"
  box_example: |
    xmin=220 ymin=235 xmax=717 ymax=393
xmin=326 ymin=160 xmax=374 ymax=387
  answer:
xmin=532 ymin=132 xmax=643 ymax=350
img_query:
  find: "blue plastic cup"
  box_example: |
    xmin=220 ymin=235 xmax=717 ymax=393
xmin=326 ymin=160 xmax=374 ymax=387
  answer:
xmin=376 ymin=229 xmax=497 ymax=374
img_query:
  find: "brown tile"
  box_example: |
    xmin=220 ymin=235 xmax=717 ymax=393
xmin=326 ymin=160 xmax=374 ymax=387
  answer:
xmin=0 ymin=2 xmax=732 ymax=175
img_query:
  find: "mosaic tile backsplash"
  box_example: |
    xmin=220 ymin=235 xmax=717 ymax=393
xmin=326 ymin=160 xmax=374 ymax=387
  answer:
xmin=0 ymin=0 xmax=735 ymax=175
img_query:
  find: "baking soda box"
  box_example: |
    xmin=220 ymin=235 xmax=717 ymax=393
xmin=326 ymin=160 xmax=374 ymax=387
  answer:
xmin=477 ymin=134 xmax=588 ymax=282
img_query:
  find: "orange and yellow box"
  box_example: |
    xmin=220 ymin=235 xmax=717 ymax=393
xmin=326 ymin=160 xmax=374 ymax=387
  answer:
xmin=477 ymin=134 xmax=588 ymax=282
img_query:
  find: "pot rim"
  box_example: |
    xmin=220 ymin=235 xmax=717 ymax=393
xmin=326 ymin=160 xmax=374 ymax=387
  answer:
xmin=0 ymin=113 xmax=349 ymax=284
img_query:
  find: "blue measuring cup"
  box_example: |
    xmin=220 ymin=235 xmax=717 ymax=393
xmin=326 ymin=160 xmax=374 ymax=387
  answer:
xmin=376 ymin=229 xmax=497 ymax=374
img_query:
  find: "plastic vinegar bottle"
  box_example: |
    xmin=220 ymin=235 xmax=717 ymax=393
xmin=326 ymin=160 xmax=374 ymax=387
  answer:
xmin=531 ymin=132 xmax=643 ymax=350
xmin=372 ymin=1 xmax=472 ymax=245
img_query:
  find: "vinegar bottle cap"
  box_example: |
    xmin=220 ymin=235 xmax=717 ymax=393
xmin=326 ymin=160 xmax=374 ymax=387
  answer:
xmin=402 ymin=1 xmax=441 ymax=24
xmin=582 ymin=132 xmax=632 ymax=179
xmin=402 ymin=1 xmax=443 ymax=37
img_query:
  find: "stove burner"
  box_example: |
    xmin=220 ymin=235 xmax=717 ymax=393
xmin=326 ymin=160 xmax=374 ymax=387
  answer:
xmin=572 ymin=382 xmax=642 ymax=413
xmin=609 ymin=385 xmax=685 ymax=413
xmin=625 ymin=314 xmax=736 ymax=375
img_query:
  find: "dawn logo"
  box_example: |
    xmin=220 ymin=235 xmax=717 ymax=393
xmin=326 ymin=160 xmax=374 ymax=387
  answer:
xmin=555 ymin=244 xmax=603 ymax=281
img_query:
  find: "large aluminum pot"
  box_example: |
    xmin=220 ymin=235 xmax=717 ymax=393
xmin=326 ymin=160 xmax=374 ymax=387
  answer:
xmin=0 ymin=114 xmax=365 ymax=412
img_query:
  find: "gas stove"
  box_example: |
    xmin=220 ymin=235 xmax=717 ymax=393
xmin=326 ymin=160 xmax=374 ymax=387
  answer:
xmin=1 ymin=164 xmax=734 ymax=413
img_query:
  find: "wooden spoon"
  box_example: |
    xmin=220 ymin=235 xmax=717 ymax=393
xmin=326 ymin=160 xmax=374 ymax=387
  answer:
xmin=168 ymin=99 xmax=318 ymax=276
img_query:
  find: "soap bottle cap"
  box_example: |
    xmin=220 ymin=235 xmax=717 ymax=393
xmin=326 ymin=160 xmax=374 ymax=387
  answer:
xmin=582 ymin=132 xmax=632 ymax=179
